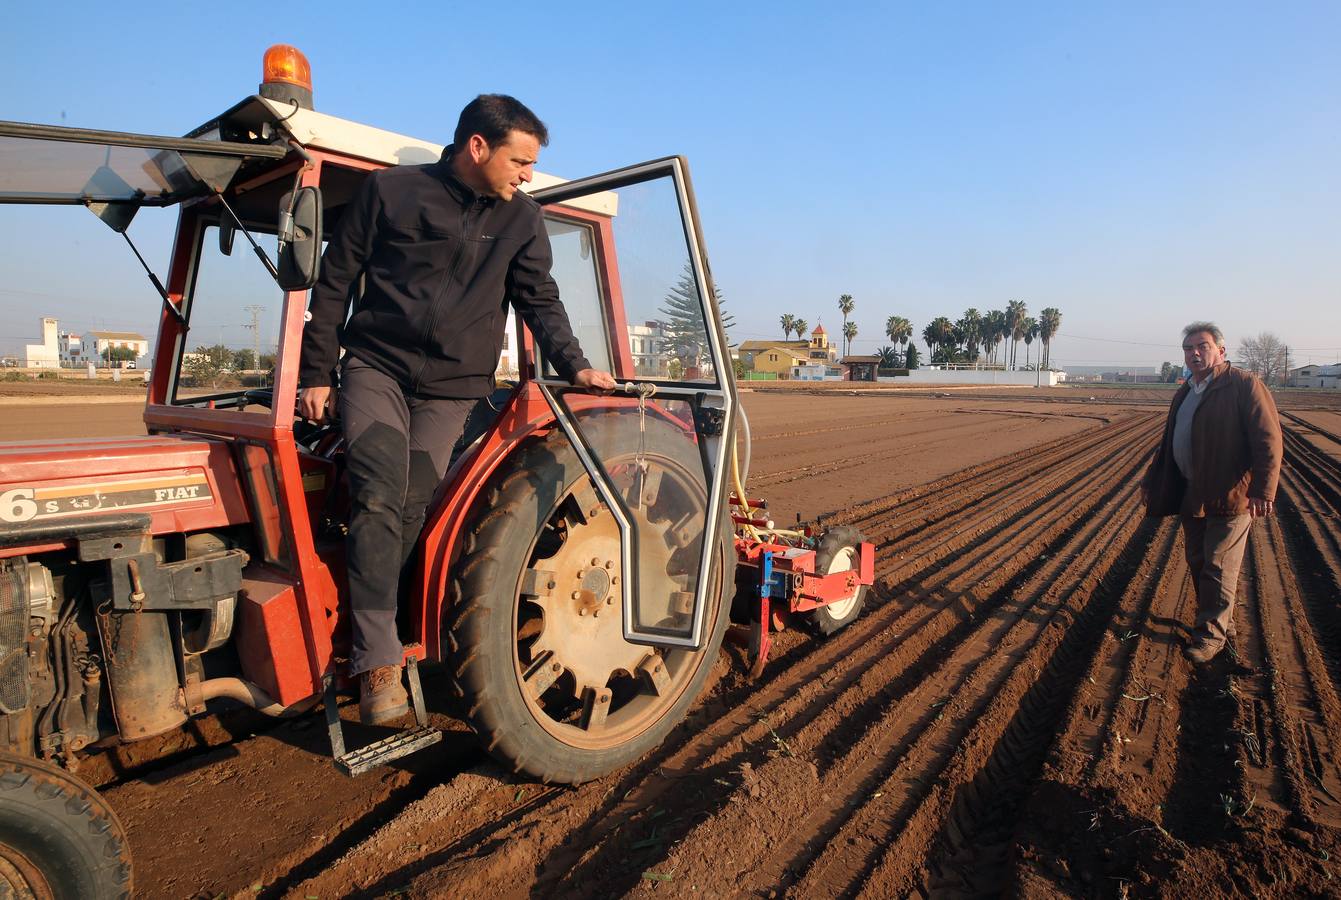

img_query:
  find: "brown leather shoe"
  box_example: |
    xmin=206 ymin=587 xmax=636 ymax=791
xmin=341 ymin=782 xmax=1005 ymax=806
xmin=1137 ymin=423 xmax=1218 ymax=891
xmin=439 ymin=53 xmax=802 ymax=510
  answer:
xmin=359 ymin=665 xmax=409 ymax=725
xmin=1184 ymin=633 xmax=1226 ymax=665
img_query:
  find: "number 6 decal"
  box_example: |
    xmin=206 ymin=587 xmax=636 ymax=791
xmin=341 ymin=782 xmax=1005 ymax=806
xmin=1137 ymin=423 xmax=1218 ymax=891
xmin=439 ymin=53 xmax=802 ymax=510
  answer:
xmin=0 ymin=488 xmax=38 ymax=523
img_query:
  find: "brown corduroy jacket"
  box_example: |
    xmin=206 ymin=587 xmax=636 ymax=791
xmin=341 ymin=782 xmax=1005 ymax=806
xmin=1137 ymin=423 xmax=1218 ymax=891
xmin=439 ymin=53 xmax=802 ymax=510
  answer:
xmin=1142 ymin=362 xmax=1282 ymax=517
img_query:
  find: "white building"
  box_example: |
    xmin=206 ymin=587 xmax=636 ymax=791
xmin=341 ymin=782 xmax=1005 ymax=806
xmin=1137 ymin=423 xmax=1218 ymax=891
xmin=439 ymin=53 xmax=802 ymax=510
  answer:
xmin=791 ymin=362 xmax=841 ymax=381
xmin=628 ymin=320 xmax=669 ymax=376
xmin=79 ymin=331 xmax=150 ymax=368
xmin=23 ymin=318 xmax=60 ymax=368
xmin=1289 ymin=363 xmax=1341 ymax=389
xmin=58 ymin=331 xmax=85 ymax=367
xmin=497 ymin=308 xmax=519 ymax=380
xmin=492 ymin=314 xmax=672 ymax=380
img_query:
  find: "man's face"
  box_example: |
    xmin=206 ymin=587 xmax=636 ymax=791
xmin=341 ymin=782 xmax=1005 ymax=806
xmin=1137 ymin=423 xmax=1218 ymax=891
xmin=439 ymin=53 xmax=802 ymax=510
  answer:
xmin=1182 ymin=331 xmax=1224 ymax=379
xmin=465 ymin=130 xmax=540 ymax=201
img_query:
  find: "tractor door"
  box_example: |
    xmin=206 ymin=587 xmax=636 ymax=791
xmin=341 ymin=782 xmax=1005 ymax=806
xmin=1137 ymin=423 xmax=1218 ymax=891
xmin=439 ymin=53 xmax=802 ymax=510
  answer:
xmin=528 ymin=158 xmax=737 ymax=650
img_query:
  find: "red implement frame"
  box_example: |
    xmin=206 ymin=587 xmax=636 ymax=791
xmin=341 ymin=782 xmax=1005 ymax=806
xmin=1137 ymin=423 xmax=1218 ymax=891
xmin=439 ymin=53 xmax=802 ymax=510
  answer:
xmin=733 ymin=533 xmax=875 ymax=678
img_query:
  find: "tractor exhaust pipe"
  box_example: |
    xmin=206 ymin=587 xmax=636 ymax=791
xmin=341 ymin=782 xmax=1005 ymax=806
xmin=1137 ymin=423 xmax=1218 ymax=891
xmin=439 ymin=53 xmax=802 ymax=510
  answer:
xmin=188 ymin=678 xmax=320 ymax=718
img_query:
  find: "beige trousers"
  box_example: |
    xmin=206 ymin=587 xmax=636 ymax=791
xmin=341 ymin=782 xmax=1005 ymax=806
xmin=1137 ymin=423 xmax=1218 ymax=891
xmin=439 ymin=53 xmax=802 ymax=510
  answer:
xmin=1181 ymin=514 xmax=1253 ymax=643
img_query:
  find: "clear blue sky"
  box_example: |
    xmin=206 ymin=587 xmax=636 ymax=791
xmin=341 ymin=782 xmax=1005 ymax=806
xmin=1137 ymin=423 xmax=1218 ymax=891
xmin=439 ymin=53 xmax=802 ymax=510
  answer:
xmin=2 ymin=1 xmax=1338 ymax=369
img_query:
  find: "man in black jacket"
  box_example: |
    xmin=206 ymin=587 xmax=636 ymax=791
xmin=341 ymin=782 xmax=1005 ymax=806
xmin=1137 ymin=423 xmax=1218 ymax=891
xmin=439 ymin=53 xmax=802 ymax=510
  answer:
xmin=298 ymin=95 xmax=615 ymax=723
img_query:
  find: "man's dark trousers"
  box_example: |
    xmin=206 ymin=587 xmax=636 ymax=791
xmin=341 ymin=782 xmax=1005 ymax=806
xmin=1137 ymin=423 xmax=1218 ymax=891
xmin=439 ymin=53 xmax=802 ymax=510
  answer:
xmin=1181 ymin=513 xmax=1252 ymax=645
xmin=339 ymin=357 xmax=474 ymax=674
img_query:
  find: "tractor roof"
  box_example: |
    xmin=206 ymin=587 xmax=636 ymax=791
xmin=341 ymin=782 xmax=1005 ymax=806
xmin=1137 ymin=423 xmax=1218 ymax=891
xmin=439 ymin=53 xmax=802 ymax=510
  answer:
xmin=188 ymin=97 xmax=616 ymax=215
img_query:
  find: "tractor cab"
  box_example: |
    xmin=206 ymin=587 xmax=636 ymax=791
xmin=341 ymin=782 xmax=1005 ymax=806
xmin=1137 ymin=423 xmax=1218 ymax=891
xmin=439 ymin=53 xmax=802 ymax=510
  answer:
xmin=0 ymin=42 xmax=740 ymax=777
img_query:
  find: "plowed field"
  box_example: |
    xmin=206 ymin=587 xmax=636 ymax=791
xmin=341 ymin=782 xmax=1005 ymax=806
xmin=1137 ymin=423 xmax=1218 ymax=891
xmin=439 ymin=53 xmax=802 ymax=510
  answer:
xmin=15 ymin=386 xmax=1341 ymax=897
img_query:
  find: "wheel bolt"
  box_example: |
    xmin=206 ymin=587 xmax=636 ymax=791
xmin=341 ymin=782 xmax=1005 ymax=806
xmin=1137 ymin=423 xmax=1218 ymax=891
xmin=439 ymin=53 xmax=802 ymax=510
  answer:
xmin=604 ymin=560 xmax=614 ymax=569
xmin=578 ymin=608 xmax=587 ymax=616
xmin=571 ymin=591 xmax=582 ymax=600
xmin=591 ymin=557 xmax=601 ymax=567
xmin=552 ymin=663 xmax=562 ymax=672
xmin=606 ymin=597 xmax=613 ymax=605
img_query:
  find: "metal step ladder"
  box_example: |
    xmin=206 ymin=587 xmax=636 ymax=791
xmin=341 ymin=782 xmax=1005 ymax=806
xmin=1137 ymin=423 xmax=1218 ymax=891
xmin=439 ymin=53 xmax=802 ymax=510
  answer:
xmin=323 ymin=654 xmax=442 ymax=776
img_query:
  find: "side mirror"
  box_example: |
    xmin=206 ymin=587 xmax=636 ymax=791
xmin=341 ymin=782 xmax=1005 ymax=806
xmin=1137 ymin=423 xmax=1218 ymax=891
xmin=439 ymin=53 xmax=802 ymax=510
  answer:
xmin=276 ymin=186 xmax=322 ymax=291
xmin=219 ymin=219 xmax=235 ymax=256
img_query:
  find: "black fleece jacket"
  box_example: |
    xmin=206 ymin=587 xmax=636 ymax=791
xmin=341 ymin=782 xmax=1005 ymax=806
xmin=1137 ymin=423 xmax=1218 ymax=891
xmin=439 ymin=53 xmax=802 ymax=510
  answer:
xmin=299 ymin=149 xmax=591 ymax=398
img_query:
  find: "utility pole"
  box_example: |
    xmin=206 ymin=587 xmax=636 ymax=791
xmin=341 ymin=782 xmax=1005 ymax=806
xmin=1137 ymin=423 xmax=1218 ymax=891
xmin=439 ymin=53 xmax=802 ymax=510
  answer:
xmin=243 ymin=305 xmax=264 ymax=370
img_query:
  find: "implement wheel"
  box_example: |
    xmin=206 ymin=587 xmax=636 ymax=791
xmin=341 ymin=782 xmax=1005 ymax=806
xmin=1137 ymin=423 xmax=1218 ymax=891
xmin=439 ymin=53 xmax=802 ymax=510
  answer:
xmin=0 ymin=753 xmax=132 ymax=899
xmin=808 ymin=526 xmax=868 ymax=636
xmin=449 ymin=414 xmax=734 ymax=784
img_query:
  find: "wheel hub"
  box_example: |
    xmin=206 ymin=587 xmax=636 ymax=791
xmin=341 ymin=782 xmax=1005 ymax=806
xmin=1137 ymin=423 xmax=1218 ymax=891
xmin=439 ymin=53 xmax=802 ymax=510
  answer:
xmin=530 ymin=504 xmax=680 ymax=694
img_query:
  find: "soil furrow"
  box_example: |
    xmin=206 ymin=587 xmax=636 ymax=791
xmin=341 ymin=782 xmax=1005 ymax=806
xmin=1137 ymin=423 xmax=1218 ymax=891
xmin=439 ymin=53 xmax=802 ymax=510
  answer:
xmin=764 ymin=458 xmax=1149 ymax=896
xmin=1276 ymin=469 xmax=1341 ymax=697
xmin=837 ymin=414 xmax=1157 ymax=539
xmin=1249 ymin=518 xmax=1341 ymax=826
xmin=913 ymin=501 xmax=1158 ymax=896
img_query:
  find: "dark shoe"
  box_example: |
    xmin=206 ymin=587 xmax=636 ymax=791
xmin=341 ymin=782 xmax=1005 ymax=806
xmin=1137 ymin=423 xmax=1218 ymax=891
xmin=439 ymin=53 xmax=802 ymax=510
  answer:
xmin=1184 ymin=633 xmax=1226 ymax=665
xmin=359 ymin=665 xmax=409 ymax=725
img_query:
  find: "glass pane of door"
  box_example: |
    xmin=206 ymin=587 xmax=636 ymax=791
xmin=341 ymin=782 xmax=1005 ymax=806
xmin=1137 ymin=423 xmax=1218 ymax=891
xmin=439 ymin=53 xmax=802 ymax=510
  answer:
xmin=530 ymin=159 xmax=735 ymax=648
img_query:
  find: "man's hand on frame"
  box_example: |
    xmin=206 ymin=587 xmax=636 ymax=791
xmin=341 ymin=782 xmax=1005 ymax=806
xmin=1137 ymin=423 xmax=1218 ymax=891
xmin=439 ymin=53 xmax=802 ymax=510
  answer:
xmin=1248 ymin=497 xmax=1274 ymax=518
xmin=573 ymin=368 xmax=617 ymax=394
xmin=298 ymin=386 xmax=336 ymax=423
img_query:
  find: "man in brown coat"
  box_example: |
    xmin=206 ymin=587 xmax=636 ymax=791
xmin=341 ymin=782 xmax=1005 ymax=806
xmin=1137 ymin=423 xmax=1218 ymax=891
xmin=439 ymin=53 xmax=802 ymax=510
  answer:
xmin=1141 ymin=322 xmax=1283 ymax=663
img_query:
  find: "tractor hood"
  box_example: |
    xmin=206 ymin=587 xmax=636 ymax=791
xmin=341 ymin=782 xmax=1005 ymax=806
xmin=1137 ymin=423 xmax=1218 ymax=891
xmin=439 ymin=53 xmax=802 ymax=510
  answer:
xmin=0 ymin=435 xmax=250 ymax=556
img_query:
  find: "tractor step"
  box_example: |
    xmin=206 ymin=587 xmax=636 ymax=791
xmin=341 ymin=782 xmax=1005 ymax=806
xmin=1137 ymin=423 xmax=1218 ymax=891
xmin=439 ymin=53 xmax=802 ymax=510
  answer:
xmin=331 ymin=725 xmax=442 ymax=777
xmin=324 ymin=654 xmax=441 ymax=776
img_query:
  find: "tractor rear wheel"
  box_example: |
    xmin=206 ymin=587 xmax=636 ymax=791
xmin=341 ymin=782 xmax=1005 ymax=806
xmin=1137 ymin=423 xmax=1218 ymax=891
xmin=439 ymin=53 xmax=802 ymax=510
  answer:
xmin=808 ymin=526 xmax=868 ymax=635
xmin=0 ymin=753 xmax=132 ymax=899
xmin=448 ymin=414 xmax=734 ymax=784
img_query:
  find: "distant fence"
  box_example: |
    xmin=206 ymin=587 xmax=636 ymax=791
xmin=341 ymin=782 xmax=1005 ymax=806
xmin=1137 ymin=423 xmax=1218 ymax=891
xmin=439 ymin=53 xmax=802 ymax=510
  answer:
xmin=740 ymin=372 xmax=779 ymax=381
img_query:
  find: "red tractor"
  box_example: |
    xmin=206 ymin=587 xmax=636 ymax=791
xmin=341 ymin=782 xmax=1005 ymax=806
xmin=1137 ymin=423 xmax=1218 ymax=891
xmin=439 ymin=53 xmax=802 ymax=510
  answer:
xmin=0 ymin=46 xmax=872 ymax=896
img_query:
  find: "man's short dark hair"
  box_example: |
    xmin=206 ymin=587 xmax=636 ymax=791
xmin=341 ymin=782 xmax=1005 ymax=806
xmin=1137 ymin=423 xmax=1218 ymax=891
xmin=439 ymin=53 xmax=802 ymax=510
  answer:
xmin=454 ymin=95 xmax=549 ymax=149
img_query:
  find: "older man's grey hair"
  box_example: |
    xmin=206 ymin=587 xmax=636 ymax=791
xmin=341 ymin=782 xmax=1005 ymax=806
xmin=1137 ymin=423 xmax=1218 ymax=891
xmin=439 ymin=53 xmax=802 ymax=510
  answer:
xmin=1182 ymin=322 xmax=1225 ymax=348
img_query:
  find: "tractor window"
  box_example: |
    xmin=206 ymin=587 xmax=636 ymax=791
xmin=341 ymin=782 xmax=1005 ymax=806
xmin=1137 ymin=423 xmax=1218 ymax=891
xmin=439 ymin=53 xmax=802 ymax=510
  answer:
xmin=540 ymin=175 xmax=724 ymax=385
xmin=543 ymin=218 xmax=612 ymax=374
xmin=530 ymin=159 xmax=736 ymax=650
xmin=170 ymin=222 xmax=287 ymax=405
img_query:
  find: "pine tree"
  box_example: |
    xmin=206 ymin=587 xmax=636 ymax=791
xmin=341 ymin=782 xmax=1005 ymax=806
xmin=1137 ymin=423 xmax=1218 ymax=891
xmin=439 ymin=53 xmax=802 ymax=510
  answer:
xmin=658 ymin=262 xmax=732 ymax=376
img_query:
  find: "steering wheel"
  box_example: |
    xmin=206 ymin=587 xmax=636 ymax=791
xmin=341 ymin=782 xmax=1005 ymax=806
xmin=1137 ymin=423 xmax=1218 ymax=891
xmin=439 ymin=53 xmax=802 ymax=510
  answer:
xmin=243 ymin=387 xmax=333 ymax=446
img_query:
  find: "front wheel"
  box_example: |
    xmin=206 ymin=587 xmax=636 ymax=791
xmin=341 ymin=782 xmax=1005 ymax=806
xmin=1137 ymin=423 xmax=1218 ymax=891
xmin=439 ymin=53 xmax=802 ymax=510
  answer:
xmin=448 ymin=415 xmax=735 ymax=784
xmin=0 ymin=753 xmax=132 ymax=899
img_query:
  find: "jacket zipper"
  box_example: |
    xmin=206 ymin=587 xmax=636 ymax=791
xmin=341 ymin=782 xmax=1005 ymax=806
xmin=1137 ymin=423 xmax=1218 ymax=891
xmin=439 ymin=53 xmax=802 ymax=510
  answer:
xmin=410 ymin=198 xmax=482 ymax=392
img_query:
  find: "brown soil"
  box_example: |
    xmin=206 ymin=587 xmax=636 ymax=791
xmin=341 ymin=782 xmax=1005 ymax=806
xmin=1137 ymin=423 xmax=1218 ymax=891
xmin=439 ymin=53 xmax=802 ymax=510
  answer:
xmin=14 ymin=387 xmax=1341 ymax=897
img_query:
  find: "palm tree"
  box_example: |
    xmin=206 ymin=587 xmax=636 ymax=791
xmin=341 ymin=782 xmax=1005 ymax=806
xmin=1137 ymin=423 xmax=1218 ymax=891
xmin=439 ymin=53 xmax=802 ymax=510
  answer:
xmin=838 ymin=294 xmax=855 ymax=355
xmin=982 ymin=310 xmax=1006 ymax=367
xmin=924 ymin=316 xmax=954 ymax=363
xmin=1005 ymin=300 xmax=1027 ymax=369
xmin=921 ymin=321 xmax=941 ymax=361
xmin=958 ymin=308 xmax=982 ymax=367
xmin=780 ymin=313 xmax=796 ymax=341
xmin=885 ymin=315 xmax=912 ymax=366
xmin=876 ymin=345 xmax=899 ymax=368
xmin=793 ymin=318 xmax=808 ymax=344
xmin=1038 ymin=307 xmax=1062 ymax=370
xmin=1022 ymin=317 xmax=1038 ymax=368
xmin=842 ymin=321 xmax=858 ymax=358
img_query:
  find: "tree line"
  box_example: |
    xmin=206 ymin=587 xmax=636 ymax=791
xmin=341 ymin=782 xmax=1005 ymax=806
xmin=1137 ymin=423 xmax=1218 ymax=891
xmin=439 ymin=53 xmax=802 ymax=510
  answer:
xmin=778 ymin=297 xmax=1063 ymax=371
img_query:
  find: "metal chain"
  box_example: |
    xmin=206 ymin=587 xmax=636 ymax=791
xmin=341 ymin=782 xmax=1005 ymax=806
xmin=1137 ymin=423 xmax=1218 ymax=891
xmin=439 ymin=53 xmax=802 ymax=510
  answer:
xmin=622 ymin=382 xmax=657 ymax=508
